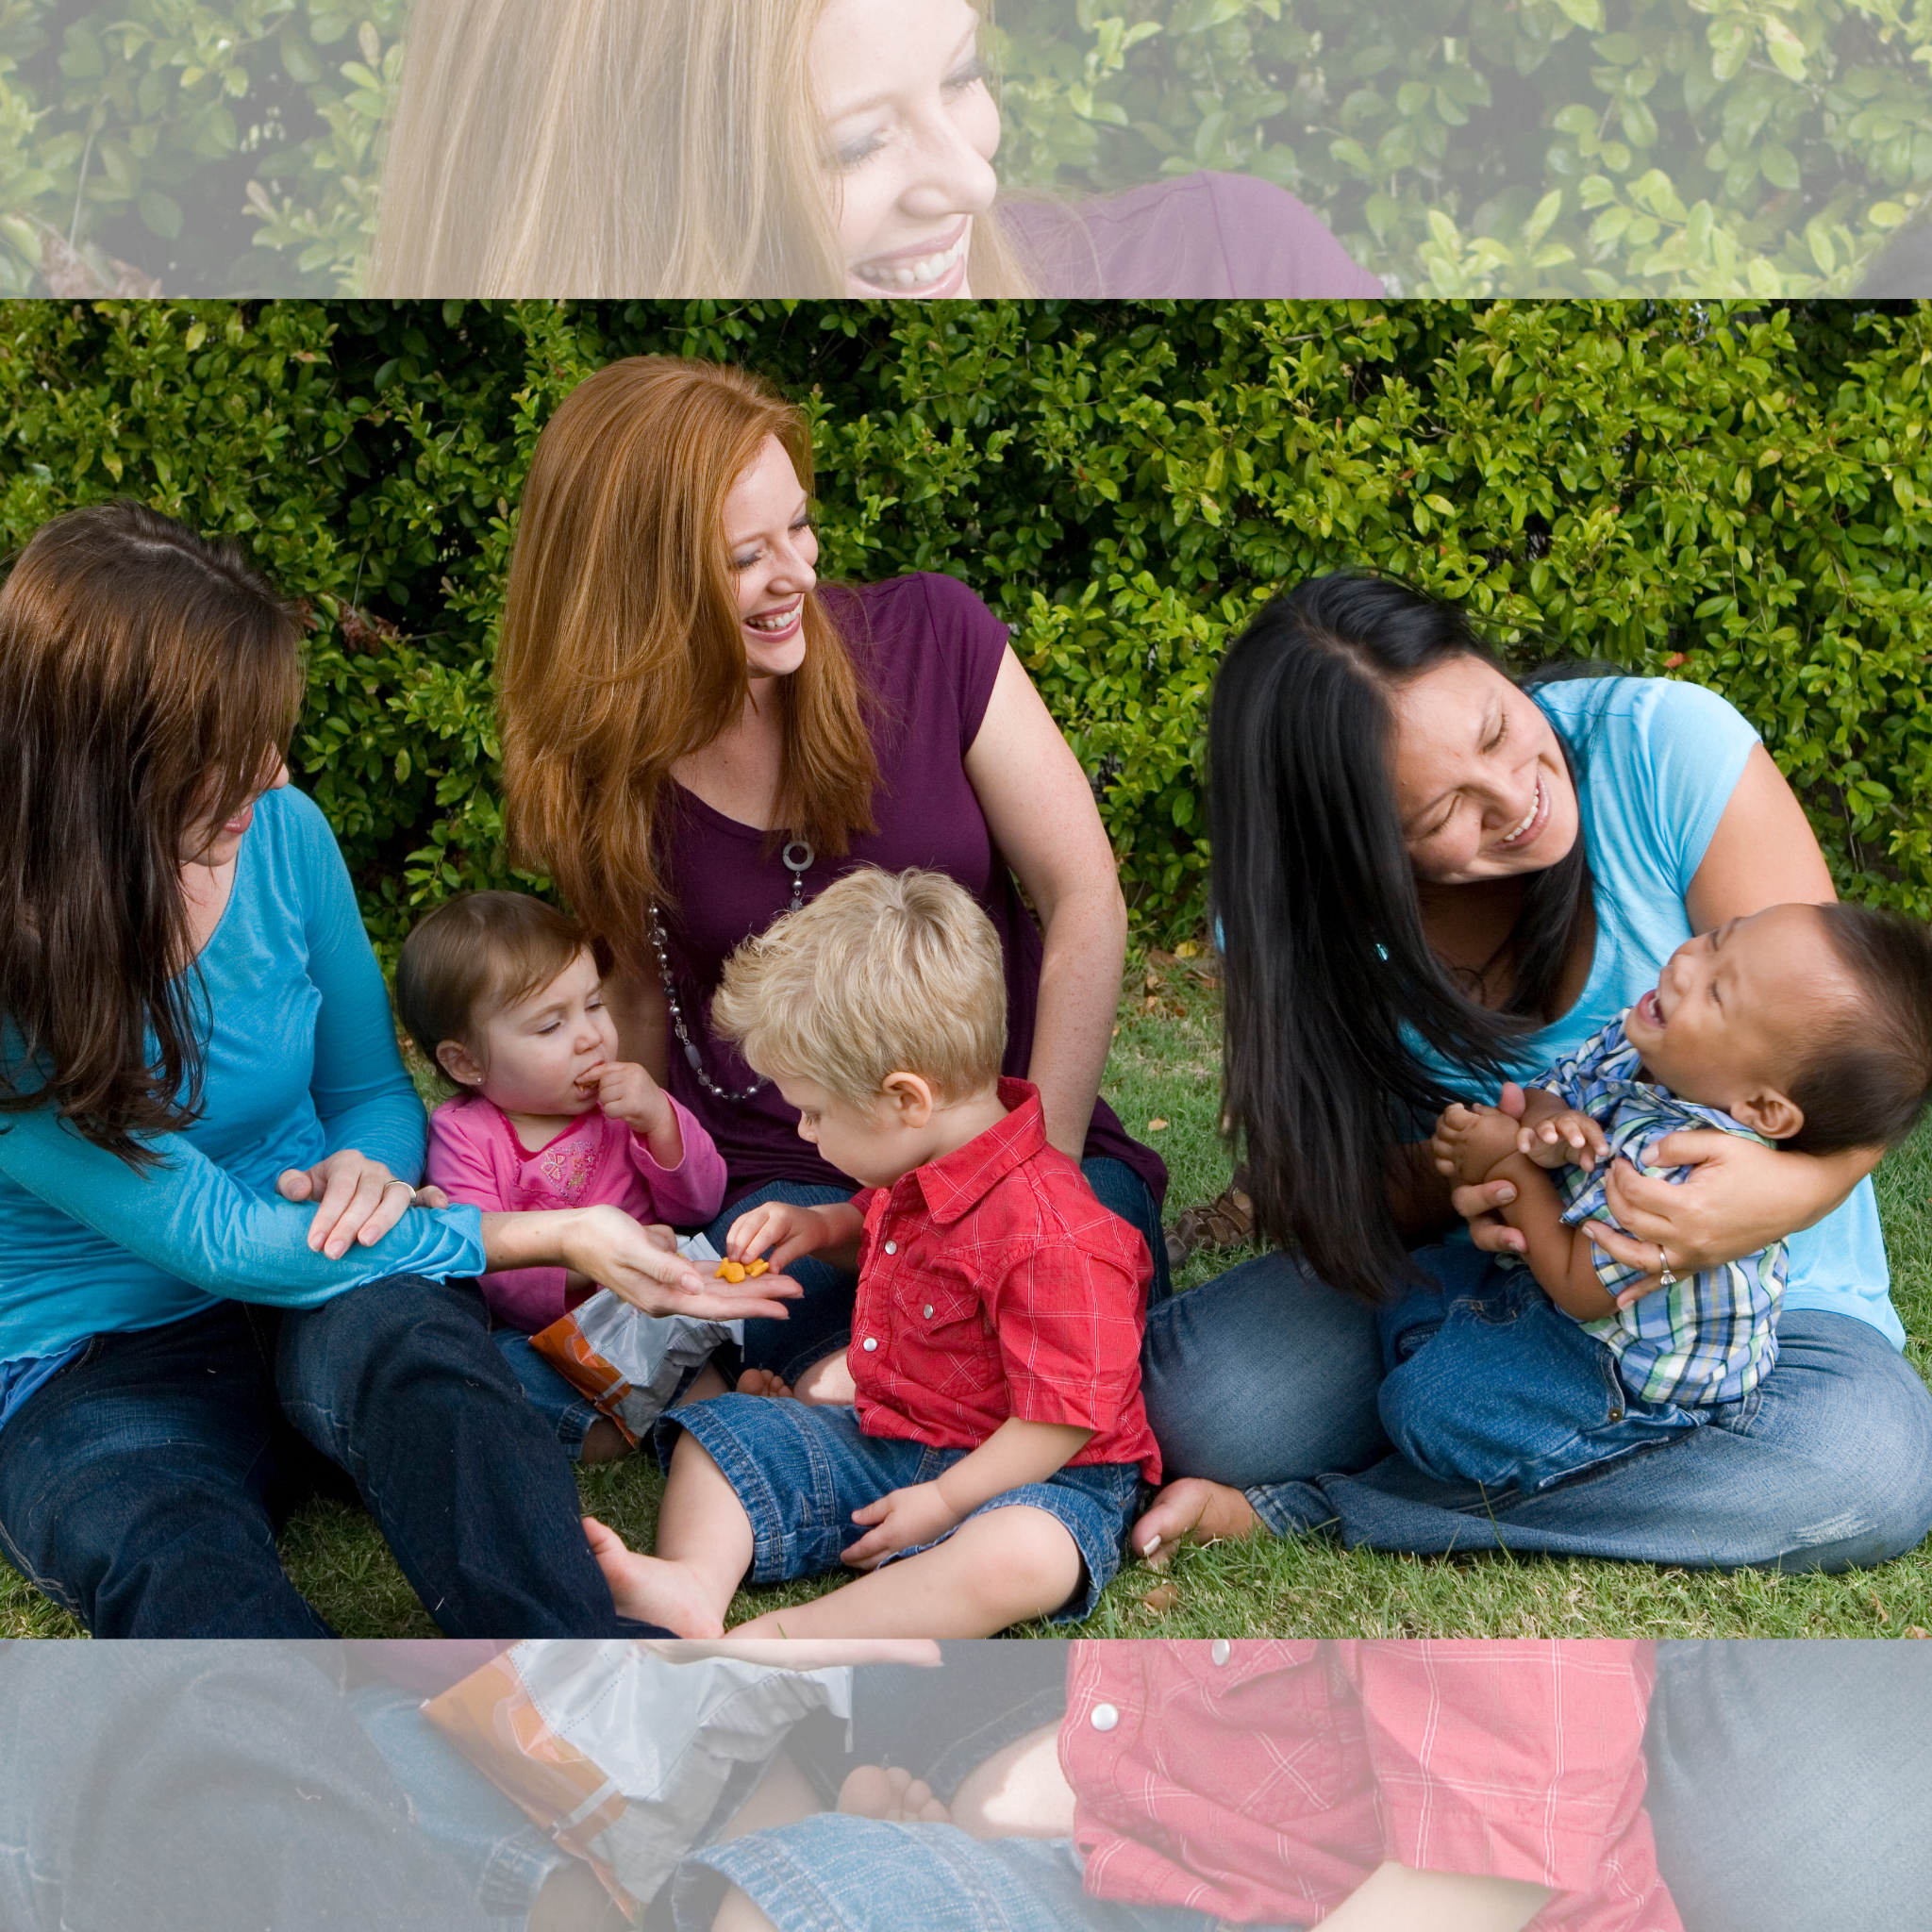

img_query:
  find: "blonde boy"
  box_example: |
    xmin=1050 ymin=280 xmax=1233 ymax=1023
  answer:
xmin=584 ymin=868 xmax=1159 ymax=1636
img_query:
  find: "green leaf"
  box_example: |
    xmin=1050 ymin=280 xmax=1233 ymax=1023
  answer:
xmin=138 ymin=189 xmax=182 ymax=238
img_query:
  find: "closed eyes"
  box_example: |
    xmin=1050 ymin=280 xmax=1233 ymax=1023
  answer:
xmin=832 ymin=58 xmax=989 ymax=171
xmin=731 ymin=514 xmax=816 ymax=572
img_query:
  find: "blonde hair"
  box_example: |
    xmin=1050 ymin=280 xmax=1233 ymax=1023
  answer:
xmin=712 ymin=868 xmax=1007 ymax=1108
xmin=367 ymin=0 xmax=1035 ymax=297
xmin=496 ymin=356 xmax=880 ymax=967
xmin=395 ymin=891 xmax=589 ymax=1080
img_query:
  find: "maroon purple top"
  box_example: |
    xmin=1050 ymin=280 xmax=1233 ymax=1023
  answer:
xmin=655 ymin=573 xmax=1167 ymax=1212
xmin=1004 ymin=170 xmax=1383 ymax=298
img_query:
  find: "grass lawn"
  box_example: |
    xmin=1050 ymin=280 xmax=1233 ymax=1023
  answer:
xmin=8 ymin=953 xmax=1931 ymax=1641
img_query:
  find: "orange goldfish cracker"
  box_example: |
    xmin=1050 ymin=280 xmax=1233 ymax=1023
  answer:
xmin=744 ymin=1257 xmax=769 ymax=1276
xmin=714 ymin=1258 xmax=747 ymax=1283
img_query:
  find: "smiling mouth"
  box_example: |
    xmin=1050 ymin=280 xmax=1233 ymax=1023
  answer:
xmin=1635 ymin=988 xmax=1665 ymax=1029
xmin=746 ymin=600 xmax=802 ymax=635
xmin=851 ymin=222 xmax=970 ymax=291
xmin=1495 ymin=774 xmax=1547 ymax=850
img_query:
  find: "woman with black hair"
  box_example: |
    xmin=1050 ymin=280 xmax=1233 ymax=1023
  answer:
xmin=1130 ymin=574 xmax=1932 ymax=1571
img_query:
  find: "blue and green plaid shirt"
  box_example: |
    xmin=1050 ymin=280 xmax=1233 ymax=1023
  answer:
xmin=1518 ymin=1010 xmax=1784 ymax=1408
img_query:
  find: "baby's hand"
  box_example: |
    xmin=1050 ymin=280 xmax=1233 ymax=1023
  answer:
xmin=1518 ymin=1108 xmax=1610 ymax=1173
xmin=725 ymin=1200 xmax=828 ymax=1275
xmin=1430 ymin=1101 xmax=1524 ymax=1187
xmin=840 ymin=1482 xmax=961 ymax=1571
xmin=584 ymin=1060 xmax=671 ymax=1136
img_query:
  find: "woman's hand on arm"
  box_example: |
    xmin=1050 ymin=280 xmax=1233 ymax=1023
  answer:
xmin=276 ymin=1150 xmax=446 ymax=1259
xmin=964 ymin=647 xmax=1126 ymax=1162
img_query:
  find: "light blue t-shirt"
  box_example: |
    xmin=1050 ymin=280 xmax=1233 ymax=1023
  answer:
xmin=1407 ymin=675 xmax=1901 ymax=1350
xmin=0 ymin=787 xmax=486 ymax=1428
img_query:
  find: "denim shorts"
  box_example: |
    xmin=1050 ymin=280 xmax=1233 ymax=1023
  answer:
xmin=675 ymin=1819 xmax=1307 ymax=1932
xmin=659 ymin=1395 xmax=1141 ymax=1624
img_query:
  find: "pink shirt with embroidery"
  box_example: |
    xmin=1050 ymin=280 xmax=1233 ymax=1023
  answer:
xmin=425 ymin=1091 xmax=727 ymax=1332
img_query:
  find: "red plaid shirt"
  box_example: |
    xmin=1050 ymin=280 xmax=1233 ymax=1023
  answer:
xmin=1064 ymin=1641 xmax=1679 ymax=1932
xmin=847 ymin=1078 xmax=1159 ymax=1481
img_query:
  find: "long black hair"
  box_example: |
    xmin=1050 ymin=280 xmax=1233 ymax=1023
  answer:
xmin=1209 ymin=573 xmax=1596 ymax=1305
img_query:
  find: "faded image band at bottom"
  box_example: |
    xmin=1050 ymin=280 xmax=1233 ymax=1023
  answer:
xmin=0 ymin=1638 xmax=1926 ymax=1932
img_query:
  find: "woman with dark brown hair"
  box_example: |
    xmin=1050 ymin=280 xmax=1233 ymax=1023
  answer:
xmin=0 ymin=501 xmax=793 ymax=1638
xmin=495 ymin=355 xmax=1166 ymax=1434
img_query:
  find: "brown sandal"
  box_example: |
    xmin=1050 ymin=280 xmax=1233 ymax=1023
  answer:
xmin=1163 ymin=1170 xmax=1256 ymax=1271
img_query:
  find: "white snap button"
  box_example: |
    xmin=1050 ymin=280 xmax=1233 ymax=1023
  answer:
xmin=924 ymin=1304 xmax=934 ymax=1318
xmin=1090 ymin=1703 xmax=1119 ymax=1732
xmin=1211 ymin=1639 xmax=1230 ymax=1666
xmin=883 ymin=1241 xmax=897 ymax=1255
xmin=861 ymin=1337 xmax=878 ymax=1352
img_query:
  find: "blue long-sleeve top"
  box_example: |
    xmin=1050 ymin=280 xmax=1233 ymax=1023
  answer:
xmin=0 ymin=787 xmax=486 ymax=1426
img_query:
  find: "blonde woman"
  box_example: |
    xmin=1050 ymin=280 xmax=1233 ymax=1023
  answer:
xmin=494 ymin=354 xmax=1169 ymax=1439
xmin=368 ymin=0 xmax=1379 ymax=298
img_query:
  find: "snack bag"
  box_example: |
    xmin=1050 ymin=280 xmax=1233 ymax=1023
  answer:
xmin=422 ymin=1641 xmax=851 ymax=1918
xmin=529 ymin=1235 xmax=740 ymax=1446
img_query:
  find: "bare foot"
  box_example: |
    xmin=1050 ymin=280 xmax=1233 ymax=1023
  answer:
xmin=736 ymin=1368 xmax=795 ymax=1399
xmin=837 ymin=1763 xmax=952 ymax=1824
xmin=1130 ymin=1477 xmax=1262 ymax=1571
xmin=791 ymin=1351 xmax=858 ymax=1406
xmin=581 ymin=1513 xmax=726 ymax=1636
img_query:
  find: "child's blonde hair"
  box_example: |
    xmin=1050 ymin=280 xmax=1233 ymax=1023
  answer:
xmin=396 ymin=891 xmax=590 ymax=1081
xmin=712 ymin=868 xmax=1006 ymax=1108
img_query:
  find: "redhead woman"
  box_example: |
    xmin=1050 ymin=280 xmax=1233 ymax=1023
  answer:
xmin=1132 ymin=574 xmax=1932 ymax=1572
xmin=493 ymin=355 xmax=1167 ymax=1437
xmin=0 ymin=502 xmax=791 ymax=1638
xmin=367 ymin=0 xmax=1378 ymax=298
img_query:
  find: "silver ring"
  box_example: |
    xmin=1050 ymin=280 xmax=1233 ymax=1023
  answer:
xmin=1657 ymin=1245 xmax=1675 ymax=1287
xmin=381 ymin=1179 xmax=416 ymax=1199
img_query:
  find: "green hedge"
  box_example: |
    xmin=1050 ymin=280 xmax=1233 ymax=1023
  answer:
xmin=0 ymin=2 xmax=1930 ymax=298
xmin=3 ymin=296 xmax=1932 ymax=949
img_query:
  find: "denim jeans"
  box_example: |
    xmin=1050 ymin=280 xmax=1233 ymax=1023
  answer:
xmin=1141 ymin=1244 xmax=1932 ymax=1570
xmin=1374 ymin=1248 xmax=1711 ymax=1492
xmin=661 ymin=1395 xmax=1141 ymax=1622
xmin=0 ymin=1641 xmax=496 ymax=1932
xmin=711 ymin=1158 xmax=1172 ymax=1391
xmin=677 ymin=1822 xmax=1303 ymax=1932
xmin=0 ymin=1275 xmax=656 ymax=1636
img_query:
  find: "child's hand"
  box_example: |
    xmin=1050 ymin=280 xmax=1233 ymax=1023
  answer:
xmin=1430 ymin=1102 xmax=1523 ymax=1187
xmin=584 ymin=1059 xmax=671 ymax=1136
xmin=726 ymin=1200 xmax=836 ymax=1274
xmin=1518 ymin=1108 xmax=1610 ymax=1173
xmin=840 ymin=1482 xmax=962 ymax=1570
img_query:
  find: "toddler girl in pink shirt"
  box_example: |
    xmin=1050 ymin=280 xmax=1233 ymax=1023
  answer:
xmin=396 ymin=891 xmax=727 ymax=1334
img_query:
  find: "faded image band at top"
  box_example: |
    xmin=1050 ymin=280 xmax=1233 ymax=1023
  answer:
xmin=6 ymin=1 xmax=1932 ymax=299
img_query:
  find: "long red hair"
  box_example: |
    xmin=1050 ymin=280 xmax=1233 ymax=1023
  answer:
xmin=497 ymin=357 xmax=879 ymax=966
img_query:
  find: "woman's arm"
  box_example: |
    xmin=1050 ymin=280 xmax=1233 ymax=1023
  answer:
xmin=1607 ymin=741 xmax=1877 ymax=1273
xmin=603 ymin=965 xmax=673 ymax=1086
xmin=964 ymin=649 xmax=1126 ymax=1162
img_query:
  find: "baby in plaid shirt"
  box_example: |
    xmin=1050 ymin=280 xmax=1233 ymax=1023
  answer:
xmin=1390 ymin=901 xmax=1932 ymax=1492
xmin=585 ymin=867 xmax=1158 ymax=1637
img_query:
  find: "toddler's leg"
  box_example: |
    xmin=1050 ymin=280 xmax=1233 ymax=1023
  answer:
xmin=729 ymin=1506 xmax=1084 ymax=1639
xmin=582 ymin=1433 xmax=754 ymax=1636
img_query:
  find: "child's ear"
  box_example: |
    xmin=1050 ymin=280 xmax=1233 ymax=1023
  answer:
xmin=436 ymin=1038 xmax=486 ymax=1089
xmin=1729 ymin=1088 xmax=1804 ymax=1141
xmin=880 ymin=1071 xmax=936 ymax=1128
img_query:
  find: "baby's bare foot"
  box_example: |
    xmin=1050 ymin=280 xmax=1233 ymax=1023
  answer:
xmin=836 ymin=1763 xmax=952 ymax=1825
xmin=735 ymin=1368 xmax=795 ymax=1399
xmin=581 ymin=1515 xmax=726 ymax=1637
xmin=1131 ymin=1477 xmax=1261 ymax=1571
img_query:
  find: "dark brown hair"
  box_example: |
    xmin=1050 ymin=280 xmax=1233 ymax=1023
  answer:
xmin=0 ymin=502 xmax=304 ymax=1162
xmin=496 ymin=357 xmax=879 ymax=968
xmin=395 ymin=891 xmax=589 ymax=1081
xmin=1786 ymin=902 xmax=1932 ymax=1155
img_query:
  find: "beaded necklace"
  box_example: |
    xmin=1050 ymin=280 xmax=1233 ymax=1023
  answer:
xmin=648 ymin=839 xmax=814 ymax=1105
